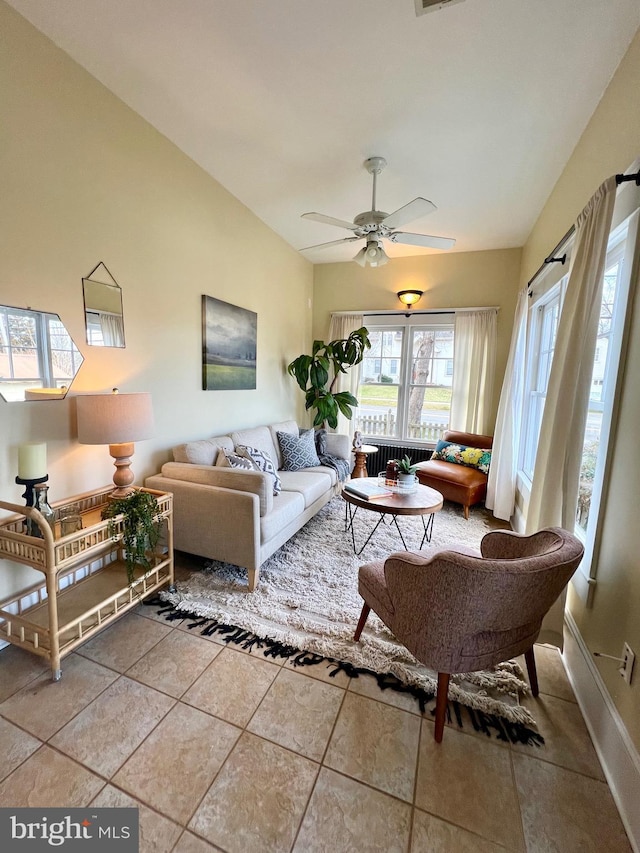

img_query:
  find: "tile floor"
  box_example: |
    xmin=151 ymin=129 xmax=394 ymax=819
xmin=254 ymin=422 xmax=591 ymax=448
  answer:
xmin=0 ymin=593 xmax=632 ymax=852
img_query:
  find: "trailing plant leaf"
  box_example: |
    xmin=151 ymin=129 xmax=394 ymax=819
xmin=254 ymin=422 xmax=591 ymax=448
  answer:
xmin=102 ymin=490 xmax=163 ymax=586
xmin=287 ymin=327 xmax=370 ymax=430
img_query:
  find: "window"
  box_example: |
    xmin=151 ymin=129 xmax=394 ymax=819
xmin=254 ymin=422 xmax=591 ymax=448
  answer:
xmin=356 ymin=317 xmax=454 ymax=444
xmin=520 ymin=283 xmax=566 ymax=481
xmin=576 ymin=222 xmax=632 ymax=535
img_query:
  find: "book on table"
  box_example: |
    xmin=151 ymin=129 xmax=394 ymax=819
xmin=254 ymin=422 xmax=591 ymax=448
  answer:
xmin=344 ymin=481 xmax=393 ymax=500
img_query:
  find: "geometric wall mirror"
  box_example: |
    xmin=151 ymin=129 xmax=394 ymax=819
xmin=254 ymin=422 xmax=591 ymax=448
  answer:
xmin=0 ymin=304 xmax=84 ymax=402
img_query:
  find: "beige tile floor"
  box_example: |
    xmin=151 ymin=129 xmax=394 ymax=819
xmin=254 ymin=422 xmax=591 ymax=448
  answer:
xmin=0 ymin=605 xmax=632 ymax=853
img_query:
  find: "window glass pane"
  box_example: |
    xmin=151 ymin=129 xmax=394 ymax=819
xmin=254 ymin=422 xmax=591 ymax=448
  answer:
xmin=521 ymin=288 xmax=562 ymax=480
xmin=358 ymin=329 xmax=403 ymax=438
xmin=577 ymin=255 xmax=621 ymax=533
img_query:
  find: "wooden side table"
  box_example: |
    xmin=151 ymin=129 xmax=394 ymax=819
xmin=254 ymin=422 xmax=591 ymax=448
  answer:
xmin=352 ymin=444 xmax=379 ymax=478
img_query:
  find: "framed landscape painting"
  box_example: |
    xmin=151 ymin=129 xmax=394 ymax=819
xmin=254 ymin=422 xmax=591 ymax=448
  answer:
xmin=202 ymin=295 xmax=257 ymax=390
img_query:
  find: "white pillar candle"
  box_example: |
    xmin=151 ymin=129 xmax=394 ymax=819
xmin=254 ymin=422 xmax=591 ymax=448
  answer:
xmin=18 ymin=443 xmax=47 ymax=479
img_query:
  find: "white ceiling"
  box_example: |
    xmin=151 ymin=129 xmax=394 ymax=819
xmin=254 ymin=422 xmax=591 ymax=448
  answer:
xmin=7 ymin=0 xmax=640 ymax=262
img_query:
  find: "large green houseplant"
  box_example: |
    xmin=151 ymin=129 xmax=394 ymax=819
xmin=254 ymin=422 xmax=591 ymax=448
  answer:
xmin=287 ymin=327 xmax=370 ymax=429
xmin=102 ymin=489 xmax=163 ymax=586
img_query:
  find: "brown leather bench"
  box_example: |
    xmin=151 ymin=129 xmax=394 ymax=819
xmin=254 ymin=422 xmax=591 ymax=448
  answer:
xmin=415 ymin=430 xmax=493 ymax=520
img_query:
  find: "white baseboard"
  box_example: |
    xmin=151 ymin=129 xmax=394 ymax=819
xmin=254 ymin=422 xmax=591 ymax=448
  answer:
xmin=563 ymin=611 xmax=640 ymax=852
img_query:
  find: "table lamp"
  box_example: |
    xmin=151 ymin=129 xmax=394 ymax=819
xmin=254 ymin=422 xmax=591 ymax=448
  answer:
xmin=76 ymin=389 xmax=154 ymax=497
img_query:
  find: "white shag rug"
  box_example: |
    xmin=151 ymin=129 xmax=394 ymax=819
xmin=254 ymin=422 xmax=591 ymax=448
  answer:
xmin=159 ymin=497 xmax=541 ymax=737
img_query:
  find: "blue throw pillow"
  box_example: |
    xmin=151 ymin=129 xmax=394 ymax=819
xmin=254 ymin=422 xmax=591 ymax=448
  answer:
xmin=278 ymin=430 xmax=321 ymax=471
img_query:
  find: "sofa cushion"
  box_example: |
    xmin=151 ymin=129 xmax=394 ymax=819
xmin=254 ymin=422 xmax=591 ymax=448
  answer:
xmin=416 ymin=459 xmax=488 ymax=488
xmin=231 ymin=426 xmax=279 ymax=469
xmin=431 ymin=440 xmax=492 ymax=474
xmin=260 ymin=490 xmax=305 ymax=544
xmin=173 ymin=435 xmax=234 ymax=465
xmin=278 ymin=469 xmax=332 ymax=507
xmin=268 ymin=420 xmax=299 ymax=468
xmin=277 ymin=429 xmax=321 ymax=470
xmin=236 ymin=445 xmax=282 ymax=494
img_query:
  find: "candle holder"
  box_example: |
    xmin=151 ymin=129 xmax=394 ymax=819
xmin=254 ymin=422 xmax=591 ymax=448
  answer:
xmin=16 ymin=474 xmax=49 ymax=509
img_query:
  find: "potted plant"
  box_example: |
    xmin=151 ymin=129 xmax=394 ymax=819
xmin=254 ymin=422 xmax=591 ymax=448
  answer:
xmin=102 ymin=490 xmax=163 ymax=586
xmin=287 ymin=327 xmax=370 ymax=429
xmin=397 ymin=455 xmax=418 ymax=487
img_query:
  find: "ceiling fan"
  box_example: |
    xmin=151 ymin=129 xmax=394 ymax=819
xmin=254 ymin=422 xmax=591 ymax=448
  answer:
xmin=300 ymin=156 xmax=456 ymax=267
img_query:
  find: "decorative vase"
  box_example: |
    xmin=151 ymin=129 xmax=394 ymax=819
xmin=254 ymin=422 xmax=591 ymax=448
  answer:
xmin=385 ymin=460 xmax=399 ymax=486
xmin=397 ymin=472 xmax=415 ymax=487
xmin=27 ymin=483 xmax=56 ymax=538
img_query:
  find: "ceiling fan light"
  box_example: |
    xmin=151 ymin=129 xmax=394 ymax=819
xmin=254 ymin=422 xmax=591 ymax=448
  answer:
xmin=353 ymin=246 xmax=368 ymax=267
xmin=370 ymin=249 xmax=389 ymax=267
xmin=397 ymin=289 xmax=423 ymax=307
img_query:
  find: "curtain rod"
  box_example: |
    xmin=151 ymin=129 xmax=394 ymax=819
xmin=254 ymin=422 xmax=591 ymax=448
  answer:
xmin=527 ymin=169 xmax=640 ymax=292
xmin=332 ymin=306 xmax=499 ymax=318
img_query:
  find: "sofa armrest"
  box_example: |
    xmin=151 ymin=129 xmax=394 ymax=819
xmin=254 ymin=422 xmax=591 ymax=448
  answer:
xmin=145 ymin=473 xmax=261 ymax=571
xmin=325 ymin=433 xmax=350 ymax=461
xmin=159 ymin=461 xmax=273 ymax=516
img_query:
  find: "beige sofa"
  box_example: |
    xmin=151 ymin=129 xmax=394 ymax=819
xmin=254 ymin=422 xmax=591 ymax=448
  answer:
xmin=145 ymin=420 xmax=350 ymax=591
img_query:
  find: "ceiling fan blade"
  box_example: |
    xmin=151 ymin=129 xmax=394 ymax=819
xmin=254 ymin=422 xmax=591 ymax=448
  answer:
xmin=388 ymin=231 xmax=456 ymax=250
xmin=301 ymin=212 xmax=358 ymax=231
xmin=381 ymin=197 xmax=436 ymax=230
xmin=300 ymin=236 xmax=361 ymax=251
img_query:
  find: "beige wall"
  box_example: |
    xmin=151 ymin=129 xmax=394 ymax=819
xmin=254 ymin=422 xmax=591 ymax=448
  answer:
xmin=520 ymin=29 xmax=640 ymax=747
xmin=0 ymin=4 xmax=312 ymax=596
xmin=313 ymin=248 xmax=522 ymax=427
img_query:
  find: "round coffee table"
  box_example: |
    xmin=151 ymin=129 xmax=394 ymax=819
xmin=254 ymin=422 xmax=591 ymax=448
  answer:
xmin=342 ymin=478 xmax=444 ymax=556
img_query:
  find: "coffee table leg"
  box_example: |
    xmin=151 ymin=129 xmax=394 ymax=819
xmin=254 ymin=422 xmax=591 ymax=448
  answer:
xmin=350 ymin=512 xmax=387 ymax=557
xmin=390 ymin=515 xmax=409 ymax=550
xmin=419 ymin=513 xmax=435 ymax=548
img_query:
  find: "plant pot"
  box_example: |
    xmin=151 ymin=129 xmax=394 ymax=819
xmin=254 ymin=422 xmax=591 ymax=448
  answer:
xmin=397 ymin=473 xmax=416 ymax=487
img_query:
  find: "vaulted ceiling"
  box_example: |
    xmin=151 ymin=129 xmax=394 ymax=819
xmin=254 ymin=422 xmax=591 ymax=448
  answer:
xmin=7 ymin=0 xmax=640 ymax=262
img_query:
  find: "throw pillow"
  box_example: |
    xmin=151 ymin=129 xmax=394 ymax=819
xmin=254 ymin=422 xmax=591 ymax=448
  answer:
xmin=215 ymin=448 xmax=254 ymax=470
xmin=277 ymin=429 xmax=321 ymax=471
xmin=236 ymin=445 xmax=282 ymax=494
xmin=431 ymin=440 xmax=492 ymax=474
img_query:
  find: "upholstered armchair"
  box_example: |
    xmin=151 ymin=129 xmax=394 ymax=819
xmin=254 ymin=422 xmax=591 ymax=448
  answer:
xmin=354 ymin=527 xmax=584 ymax=742
xmin=416 ymin=430 xmax=493 ymax=519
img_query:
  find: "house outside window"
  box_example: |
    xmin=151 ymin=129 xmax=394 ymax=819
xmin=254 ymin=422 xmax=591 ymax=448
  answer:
xmin=355 ymin=317 xmax=455 ymax=444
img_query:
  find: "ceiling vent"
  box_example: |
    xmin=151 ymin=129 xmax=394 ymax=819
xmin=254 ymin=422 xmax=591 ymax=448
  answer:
xmin=414 ymin=0 xmax=466 ymax=16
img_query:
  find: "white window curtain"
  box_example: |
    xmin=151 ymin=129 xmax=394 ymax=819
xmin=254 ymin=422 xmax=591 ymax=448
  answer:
xmin=449 ymin=309 xmax=497 ymax=434
xmin=328 ymin=312 xmax=364 ymax=438
xmin=99 ymin=313 xmax=125 ymax=347
xmin=526 ymin=176 xmax=617 ymax=647
xmin=486 ymin=289 xmax=528 ymax=521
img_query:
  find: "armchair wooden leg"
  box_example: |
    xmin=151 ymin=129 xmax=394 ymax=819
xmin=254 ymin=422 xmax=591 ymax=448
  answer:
xmin=524 ymin=646 xmax=539 ymax=697
xmin=434 ymin=672 xmax=450 ymax=743
xmin=354 ymin=603 xmax=371 ymax=641
xmin=463 ymin=505 xmax=470 ymax=520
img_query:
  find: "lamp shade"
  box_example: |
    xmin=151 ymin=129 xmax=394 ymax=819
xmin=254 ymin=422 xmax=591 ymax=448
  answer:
xmin=397 ymin=289 xmax=423 ymax=307
xmin=76 ymin=392 xmax=154 ymax=446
